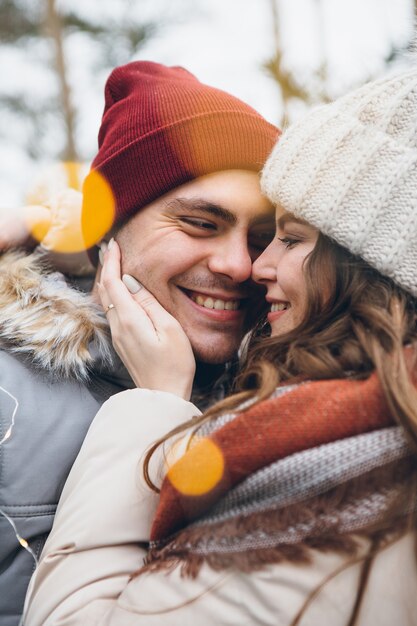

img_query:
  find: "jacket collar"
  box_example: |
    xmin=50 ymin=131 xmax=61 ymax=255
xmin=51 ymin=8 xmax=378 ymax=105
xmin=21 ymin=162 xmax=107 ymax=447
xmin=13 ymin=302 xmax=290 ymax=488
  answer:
xmin=0 ymin=251 xmax=112 ymax=381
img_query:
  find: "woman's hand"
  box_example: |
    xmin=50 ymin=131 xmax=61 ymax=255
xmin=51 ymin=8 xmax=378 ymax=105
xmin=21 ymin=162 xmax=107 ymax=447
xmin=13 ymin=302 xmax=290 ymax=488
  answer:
xmin=98 ymin=239 xmax=196 ymax=401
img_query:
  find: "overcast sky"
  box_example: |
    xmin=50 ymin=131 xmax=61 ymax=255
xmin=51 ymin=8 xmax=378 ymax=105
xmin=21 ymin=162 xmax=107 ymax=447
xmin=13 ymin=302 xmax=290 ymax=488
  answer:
xmin=0 ymin=0 xmax=414 ymax=206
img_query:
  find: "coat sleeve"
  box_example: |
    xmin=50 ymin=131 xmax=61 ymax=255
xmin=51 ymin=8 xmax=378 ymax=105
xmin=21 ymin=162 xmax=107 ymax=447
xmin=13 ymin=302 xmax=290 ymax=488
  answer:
xmin=23 ymin=388 xmax=200 ymax=626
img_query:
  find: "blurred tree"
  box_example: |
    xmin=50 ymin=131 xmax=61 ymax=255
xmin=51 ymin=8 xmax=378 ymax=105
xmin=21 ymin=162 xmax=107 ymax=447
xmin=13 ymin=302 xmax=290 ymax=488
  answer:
xmin=0 ymin=0 xmax=158 ymax=166
xmin=265 ymin=0 xmax=414 ymax=126
xmin=264 ymin=0 xmax=330 ymax=127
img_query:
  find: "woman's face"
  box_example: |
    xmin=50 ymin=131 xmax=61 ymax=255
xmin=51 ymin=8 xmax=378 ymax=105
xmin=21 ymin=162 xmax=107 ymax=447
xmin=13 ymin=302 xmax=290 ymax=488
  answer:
xmin=252 ymin=211 xmax=319 ymax=337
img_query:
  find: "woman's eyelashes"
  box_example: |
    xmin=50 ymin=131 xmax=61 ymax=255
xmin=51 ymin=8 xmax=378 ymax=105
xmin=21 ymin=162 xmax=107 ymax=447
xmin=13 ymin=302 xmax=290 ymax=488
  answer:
xmin=277 ymin=236 xmax=300 ymax=249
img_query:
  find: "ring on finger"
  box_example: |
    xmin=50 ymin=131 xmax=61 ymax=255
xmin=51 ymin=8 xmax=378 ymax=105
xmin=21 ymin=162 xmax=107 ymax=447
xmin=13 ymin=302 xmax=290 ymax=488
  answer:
xmin=105 ymin=303 xmax=115 ymax=314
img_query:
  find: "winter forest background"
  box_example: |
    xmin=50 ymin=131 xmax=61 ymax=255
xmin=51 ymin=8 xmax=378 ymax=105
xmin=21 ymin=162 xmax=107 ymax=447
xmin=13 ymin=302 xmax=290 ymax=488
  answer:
xmin=1 ymin=0 xmax=416 ymax=207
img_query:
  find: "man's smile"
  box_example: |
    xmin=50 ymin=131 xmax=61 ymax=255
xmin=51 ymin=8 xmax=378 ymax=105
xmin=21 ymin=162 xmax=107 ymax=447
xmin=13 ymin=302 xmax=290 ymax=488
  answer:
xmin=177 ymin=288 xmax=246 ymax=322
xmin=187 ymin=290 xmax=241 ymax=311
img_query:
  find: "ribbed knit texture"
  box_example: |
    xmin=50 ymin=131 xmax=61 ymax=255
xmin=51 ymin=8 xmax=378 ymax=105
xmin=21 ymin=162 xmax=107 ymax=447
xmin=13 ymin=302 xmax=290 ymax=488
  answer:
xmin=84 ymin=61 xmax=279 ymax=227
xmin=261 ymin=66 xmax=417 ymax=296
xmin=192 ymin=426 xmax=409 ymax=528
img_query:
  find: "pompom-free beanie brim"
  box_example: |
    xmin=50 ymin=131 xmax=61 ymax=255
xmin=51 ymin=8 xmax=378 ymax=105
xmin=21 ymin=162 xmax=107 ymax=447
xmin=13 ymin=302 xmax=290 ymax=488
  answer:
xmin=95 ymin=110 xmax=278 ymax=223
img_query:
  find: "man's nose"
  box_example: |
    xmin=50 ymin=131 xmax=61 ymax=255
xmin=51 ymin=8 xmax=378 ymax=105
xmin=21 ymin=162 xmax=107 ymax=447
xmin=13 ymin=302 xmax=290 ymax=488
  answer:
xmin=208 ymin=238 xmax=252 ymax=283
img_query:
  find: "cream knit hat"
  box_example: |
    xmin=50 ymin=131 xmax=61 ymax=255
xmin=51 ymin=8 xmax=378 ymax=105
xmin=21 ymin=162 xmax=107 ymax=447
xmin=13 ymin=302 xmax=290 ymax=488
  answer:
xmin=261 ymin=67 xmax=417 ymax=296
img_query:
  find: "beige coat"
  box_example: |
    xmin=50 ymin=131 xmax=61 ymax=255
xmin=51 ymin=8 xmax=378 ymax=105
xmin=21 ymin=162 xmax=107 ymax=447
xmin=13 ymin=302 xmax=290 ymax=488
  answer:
xmin=23 ymin=389 xmax=417 ymax=626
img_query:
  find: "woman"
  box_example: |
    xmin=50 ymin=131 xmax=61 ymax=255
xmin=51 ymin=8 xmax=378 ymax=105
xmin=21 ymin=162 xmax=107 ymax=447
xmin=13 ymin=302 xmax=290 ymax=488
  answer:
xmin=23 ymin=68 xmax=417 ymax=625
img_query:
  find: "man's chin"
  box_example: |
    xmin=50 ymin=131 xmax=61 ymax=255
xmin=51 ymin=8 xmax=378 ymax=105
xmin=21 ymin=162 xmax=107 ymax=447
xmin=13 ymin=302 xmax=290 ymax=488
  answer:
xmin=192 ymin=342 xmax=239 ymax=365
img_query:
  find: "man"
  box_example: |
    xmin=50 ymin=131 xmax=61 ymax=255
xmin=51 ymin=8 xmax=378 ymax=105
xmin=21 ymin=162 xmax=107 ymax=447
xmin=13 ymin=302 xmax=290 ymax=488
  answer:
xmin=0 ymin=61 xmax=278 ymax=625
xmin=83 ymin=61 xmax=278 ymax=393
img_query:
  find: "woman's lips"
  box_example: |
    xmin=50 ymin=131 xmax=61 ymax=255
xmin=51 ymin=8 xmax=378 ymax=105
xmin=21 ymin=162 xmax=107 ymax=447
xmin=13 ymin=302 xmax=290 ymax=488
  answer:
xmin=267 ymin=301 xmax=290 ymax=323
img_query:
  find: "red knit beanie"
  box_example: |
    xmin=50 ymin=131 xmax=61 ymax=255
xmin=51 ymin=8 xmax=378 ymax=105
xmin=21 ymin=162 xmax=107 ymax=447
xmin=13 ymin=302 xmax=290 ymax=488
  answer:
xmin=81 ymin=61 xmax=279 ymax=240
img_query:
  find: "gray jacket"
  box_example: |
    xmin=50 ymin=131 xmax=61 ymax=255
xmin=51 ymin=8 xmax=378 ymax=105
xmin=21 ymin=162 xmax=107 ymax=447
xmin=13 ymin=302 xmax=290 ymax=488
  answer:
xmin=0 ymin=252 xmax=130 ymax=626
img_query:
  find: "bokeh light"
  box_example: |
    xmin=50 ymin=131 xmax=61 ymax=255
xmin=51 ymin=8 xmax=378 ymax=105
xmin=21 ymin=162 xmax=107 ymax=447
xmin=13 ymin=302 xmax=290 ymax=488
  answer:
xmin=22 ymin=163 xmax=115 ymax=254
xmin=81 ymin=169 xmax=116 ymax=249
xmin=26 ymin=162 xmax=87 ymax=205
xmin=167 ymin=437 xmax=224 ymax=496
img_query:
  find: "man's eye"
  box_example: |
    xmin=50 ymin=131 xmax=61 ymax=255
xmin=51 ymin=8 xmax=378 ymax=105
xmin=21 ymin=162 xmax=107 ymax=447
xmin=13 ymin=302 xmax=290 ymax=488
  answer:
xmin=277 ymin=236 xmax=299 ymax=249
xmin=180 ymin=217 xmax=217 ymax=231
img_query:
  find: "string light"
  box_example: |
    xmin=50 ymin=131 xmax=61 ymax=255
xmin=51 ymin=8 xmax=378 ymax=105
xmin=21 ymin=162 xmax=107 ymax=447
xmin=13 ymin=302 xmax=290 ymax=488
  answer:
xmin=0 ymin=383 xmax=17 ymax=445
xmin=0 ymin=385 xmax=38 ymax=566
xmin=0 ymin=508 xmax=38 ymax=565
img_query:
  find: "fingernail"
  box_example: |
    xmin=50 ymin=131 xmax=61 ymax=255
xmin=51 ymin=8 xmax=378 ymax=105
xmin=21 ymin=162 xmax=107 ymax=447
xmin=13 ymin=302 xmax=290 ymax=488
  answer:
xmin=100 ymin=241 xmax=108 ymax=253
xmin=108 ymin=237 xmax=115 ymax=250
xmin=122 ymin=274 xmax=142 ymax=294
xmin=98 ymin=249 xmax=104 ymax=265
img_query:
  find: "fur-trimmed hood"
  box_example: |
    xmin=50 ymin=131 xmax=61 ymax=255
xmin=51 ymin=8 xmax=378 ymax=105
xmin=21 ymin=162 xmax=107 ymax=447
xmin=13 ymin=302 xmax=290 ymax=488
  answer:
xmin=0 ymin=251 xmax=112 ymax=381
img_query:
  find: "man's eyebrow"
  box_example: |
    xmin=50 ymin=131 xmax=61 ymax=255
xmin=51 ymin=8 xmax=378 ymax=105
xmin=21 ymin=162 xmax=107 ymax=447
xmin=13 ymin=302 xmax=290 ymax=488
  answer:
xmin=166 ymin=198 xmax=237 ymax=225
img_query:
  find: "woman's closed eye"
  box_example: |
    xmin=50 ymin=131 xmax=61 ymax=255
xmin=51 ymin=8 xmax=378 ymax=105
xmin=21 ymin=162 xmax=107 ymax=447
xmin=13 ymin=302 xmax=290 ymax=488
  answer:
xmin=277 ymin=236 xmax=300 ymax=249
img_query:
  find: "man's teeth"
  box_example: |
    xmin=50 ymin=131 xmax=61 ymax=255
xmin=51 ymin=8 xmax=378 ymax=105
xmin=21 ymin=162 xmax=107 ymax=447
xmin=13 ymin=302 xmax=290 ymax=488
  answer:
xmin=191 ymin=294 xmax=240 ymax=310
xmin=271 ymin=303 xmax=288 ymax=312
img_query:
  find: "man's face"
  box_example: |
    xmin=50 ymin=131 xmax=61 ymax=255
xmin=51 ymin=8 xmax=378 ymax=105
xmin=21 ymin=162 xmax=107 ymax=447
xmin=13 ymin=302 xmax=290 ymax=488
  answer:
xmin=116 ymin=170 xmax=274 ymax=364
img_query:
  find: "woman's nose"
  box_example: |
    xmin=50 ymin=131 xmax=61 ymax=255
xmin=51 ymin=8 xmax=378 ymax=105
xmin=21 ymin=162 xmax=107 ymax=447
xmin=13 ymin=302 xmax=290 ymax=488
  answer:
xmin=252 ymin=242 xmax=277 ymax=284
